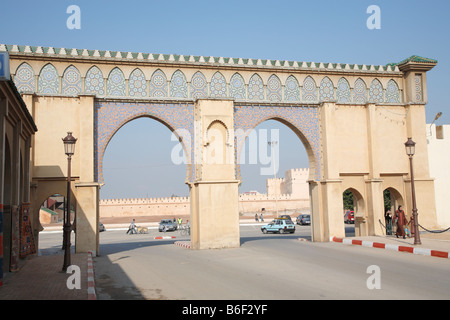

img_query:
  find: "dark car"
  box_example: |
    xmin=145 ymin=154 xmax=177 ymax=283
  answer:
xmin=99 ymin=222 xmax=106 ymax=232
xmin=279 ymin=215 xmax=292 ymax=221
xmin=296 ymin=214 xmax=311 ymax=225
xmin=159 ymin=219 xmax=177 ymax=232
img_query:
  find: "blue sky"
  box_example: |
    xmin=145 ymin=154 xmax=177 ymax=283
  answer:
xmin=3 ymin=0 xmax=450 ymax=199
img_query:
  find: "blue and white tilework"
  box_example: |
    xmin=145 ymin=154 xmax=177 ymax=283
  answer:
xmin=85 ymin=66 xmax=105 ymax=96
xmin=353 ymin=78 xmax=367 ymax=104
xmin=248 ymin=74 xmax=264 ymax=100
xmin=319 ymin=77 xmax=335 ymax=102
xmin=385 ymin=79 xmax=400 ymax=103
xmin=190 ymin=71 xmax=208 ymax=99
xmin=369 ymin=79 xmax=384 ymax=103
xmin=129 ymin=68 xmax=147 ymax=98
xmin=336 ymin=77 xmax=351 ymax=103
xmin=38 ymin=64 xmax=59 ymax=94
xmin=302 ymin=76 xmax=318 ymax=102
xmin=14 ymin=62 xmax=35 ymax=93
xmin=62 ymin=65 xmax=82 ymax=96
xmin=209 ymin=72 xmax=227 ymax=98
xmin=284 ymin=76 xmax=300 ymax=102
xmin=229 ymin=73 xmax=246 ymax=99
xmin=150 ymin=69 xmax=168 ymax=98
xmin=107 ymin=68 xmax=126 ymax=96
xmin=170 ymin=70 xmax=188 ymax=98
xmin=266 ymin=75 xmax=282 ymax=102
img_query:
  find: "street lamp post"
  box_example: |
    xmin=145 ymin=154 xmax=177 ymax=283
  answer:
xmin=404 ymin=137 xmax=421 ymax=245
xmin=62 ymin=132 xmax=77 ymax=271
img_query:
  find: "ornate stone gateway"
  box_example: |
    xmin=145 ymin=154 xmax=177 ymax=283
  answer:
xmin=4 ymin=44 xmax=439 ymax=252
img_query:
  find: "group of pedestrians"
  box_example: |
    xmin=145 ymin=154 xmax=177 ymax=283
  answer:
xmin=385 ymin=205 xmax=411 ymax=239
xmin=254 ymin=213 xmax=264 ymax=222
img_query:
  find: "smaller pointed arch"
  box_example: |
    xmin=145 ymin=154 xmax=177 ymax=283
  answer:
xmin=107 ymin=67 xmax=126 ymax=96
xmin=284 ymin=75 xmax=300 ymax=102
xmin=38 ymin=63 xmax=59 ymax=94
xmin=369 ymin=78 xmax=384 ymax=103
xmin=353 ymin=78 xmax=367 ymax=104
xmin=229 ymin=73 xmax=246 ymax=100
xmin=336 ymin=77 xmax=351 ymax=103
xmin=84 ymin=65 xmax=105 ymax=96
xmin=190 ymin=71 xmax=207 ymax=99
xmin=62 ymin=65 xmax=82 ymax=96
xmin=302 ymin=76 xmax=317 ymax=102
xmin=248 ymin=73 xmax=264 ymax=100
xmin=14 ymin=62 xmax=35 ymax=93
xmin=210 ymin=71 xmax=227 ymax=98
xmin=266 ymin=74 xmax=282 ymax=101
xmin=129 ymin=68 xmax=147 ymax=97
xmin=385 ymin=79 xmax=400 ymax=103
xmin=170 ymin=70 xmax=188 ymax=98
xmin=319 ymin=76 xmax=335 ymax=102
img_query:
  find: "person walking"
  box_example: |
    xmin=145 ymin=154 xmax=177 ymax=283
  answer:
xmin=126 ymin=219 xmax=136 ymax=234
xmin=385 ymin=210 xmax=392 ymax=235
xmin=394 ymin=206 xmax=408 ymax=239
xmin=255 ymin=214 xmax=259 ymax=222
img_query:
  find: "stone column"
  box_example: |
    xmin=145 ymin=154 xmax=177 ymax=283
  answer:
xmin=189 ymin=99 xmax=240 ymax=249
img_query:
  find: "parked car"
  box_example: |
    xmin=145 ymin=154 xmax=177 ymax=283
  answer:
xmin=261 ymin=218 xmax=296 ymax=234
xmin=99 ymin=222 xmax=106 ymax=232
xmin=159 ymin=219 xmax=178 ymax=232
xmin=296 ymin=214 xmax=311 ymax=225
xmin=279 ymin=215 xmax=292 ymax=221
xmin=344 ymin=210 xmax=355 ymax=224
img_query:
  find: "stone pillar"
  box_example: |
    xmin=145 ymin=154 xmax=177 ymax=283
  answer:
xmin=318 ymin=102 xmax=345 ymax=240
xmin=189 ymin=99 xmax=240 ymax=249
xmin=74 ymin=95 xmax=100 ymax=255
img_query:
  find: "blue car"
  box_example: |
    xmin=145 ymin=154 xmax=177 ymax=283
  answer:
xmin=261 ymin=218 xmax=296 ymax=234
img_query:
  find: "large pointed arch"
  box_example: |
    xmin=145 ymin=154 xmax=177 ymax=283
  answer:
xmin=95 ymin=101 xmax=195 ymax=185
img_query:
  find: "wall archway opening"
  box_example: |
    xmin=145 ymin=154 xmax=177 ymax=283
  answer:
xmin=238 ymin=118 xmax=312 ymax=242
xmin=343 ymin=188 xmax=366 ymax=237
xmin=100 ymin=116 xmax=190 ymax=244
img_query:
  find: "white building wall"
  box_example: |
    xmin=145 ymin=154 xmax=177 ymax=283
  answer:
xmin=427 ymin=124 xmax=450 ymax=228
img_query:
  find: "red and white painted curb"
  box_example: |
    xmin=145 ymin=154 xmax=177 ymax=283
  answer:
xmin=154 ymin=236 xmax=176 ymax=240
xmin=330 ymin=237 xmax=450 ymax=259
xmin=87 ymin=251 xmax=96 ymax=300
xmin=174 ymin=241 xmax=191 ymax=249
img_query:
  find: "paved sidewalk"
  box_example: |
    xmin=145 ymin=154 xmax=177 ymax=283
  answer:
xmin=0 ymin=251 xmax=95 ymax=300
xmin=330 ymin=231 xmax=450 ymax=259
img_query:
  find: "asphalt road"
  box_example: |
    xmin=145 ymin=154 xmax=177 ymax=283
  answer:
xmin=40 ymin=224 xmax=450 ymax=300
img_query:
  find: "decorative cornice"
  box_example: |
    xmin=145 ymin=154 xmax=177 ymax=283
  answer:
xmin=0 ymin=44 xmax=404 ymax=75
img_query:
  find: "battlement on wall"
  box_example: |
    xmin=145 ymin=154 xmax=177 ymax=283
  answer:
xmin=100 ymin=196 xmax=190 ymax=205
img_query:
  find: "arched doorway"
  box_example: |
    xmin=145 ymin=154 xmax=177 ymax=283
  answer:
xmin=100 ymin=116 xmax=190 ymax=239
xmin=343 ymin=188 xmax=366 ymax=237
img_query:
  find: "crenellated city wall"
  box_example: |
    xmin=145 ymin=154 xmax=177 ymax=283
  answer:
xmin=99 ymin=193 xmax=310 ymax=218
